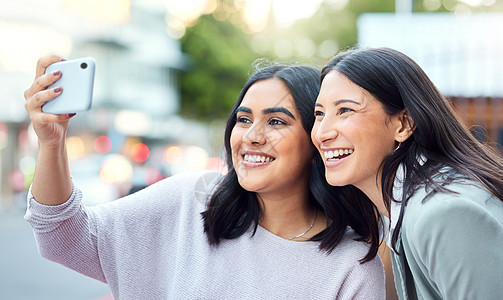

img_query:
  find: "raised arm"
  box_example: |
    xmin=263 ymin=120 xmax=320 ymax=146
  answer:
xmin=24 ymin=55 xmax=74 ymax=205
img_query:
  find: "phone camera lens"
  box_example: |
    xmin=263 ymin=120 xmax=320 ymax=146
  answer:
xmin=80 ymin=62 xmax=88 ymax=69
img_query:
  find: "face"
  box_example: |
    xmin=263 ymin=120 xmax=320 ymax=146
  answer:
xmin=230 ymin=78 xmax=314 ymax=196
xmin=311 ymin=71 xmax=401 ymax=193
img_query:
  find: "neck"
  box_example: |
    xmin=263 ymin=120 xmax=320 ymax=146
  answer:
xmin=363 ymin=187 xmax=389 ymax=218
xmin=257 ymin=189 xmax=320 ymax=240
xmin=355 ymin=177 xmax=389 ymax=218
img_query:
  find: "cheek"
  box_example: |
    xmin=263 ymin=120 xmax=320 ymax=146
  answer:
xmin=229 ymin=128 xmax=242 ymax=155
xmin=310 ymin=123 xmax=319 ymax=146
xmin=293 ymin=132 xmax=316 ymax=162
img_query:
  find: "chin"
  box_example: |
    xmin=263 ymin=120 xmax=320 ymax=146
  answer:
xmin=325 ymin=173 xmax=347 ymax=187
xmin=239 ymin=182 xmax=265 ymax=193
xmin=236 ymin=175 xmax=262 ymax=192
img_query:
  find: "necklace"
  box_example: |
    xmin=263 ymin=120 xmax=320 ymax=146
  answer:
xmin=287 ymin=210 xmax=318 ymax=241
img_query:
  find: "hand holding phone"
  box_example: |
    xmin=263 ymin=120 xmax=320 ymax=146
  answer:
xmin=42 ymin=57 xmax=96 ymax=114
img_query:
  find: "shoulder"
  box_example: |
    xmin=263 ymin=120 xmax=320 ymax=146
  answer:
xmin=329 ymin=229 xmax=385 ymax=297
xmin=336 ymin=229 xmax=384 ymax=272
xmin=337 ymin=229 xmax=373 ymax=255
xmin=406 ymin=176 xmax=501 ymax=223
xmin=89 ymin=171 xmax=223 ymax=220
xmin=152 ymin=170 xmax=222 ymax=199
xmin=135 ymin=170 xmax=223 ymax=211
xmin=403 ymin=177 xmax=503 ymax=246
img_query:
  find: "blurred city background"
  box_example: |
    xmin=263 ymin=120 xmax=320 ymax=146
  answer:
xmin=1 ymin=0 xmax=502 ymax=299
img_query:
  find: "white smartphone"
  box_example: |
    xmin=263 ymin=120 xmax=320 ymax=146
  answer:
xmin=42 ymin=57 xmax=96 ymax=114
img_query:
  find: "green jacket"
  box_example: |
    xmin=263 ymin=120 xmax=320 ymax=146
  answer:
xmin=390 ymin=174 xmax=503 ymax=299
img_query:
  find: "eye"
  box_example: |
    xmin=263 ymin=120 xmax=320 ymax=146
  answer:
xmin=268 ymin=118 xmax=286 ymax=126
xmin=314 ymin=110 xmax=324 ymax=119
xmin=236 ymin=116 xmax=252 ymax=124
xmin=338 ymin=107 xmax=354 ymax=115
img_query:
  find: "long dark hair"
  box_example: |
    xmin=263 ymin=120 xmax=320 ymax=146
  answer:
xmin=321 ymin=47 xmax=503 ymax=252
xmin=202 ymin=64 xmax=380 ymax=262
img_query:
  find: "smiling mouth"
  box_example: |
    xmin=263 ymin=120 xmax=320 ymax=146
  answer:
xmin=243 ymin=154 xmax=275 ymax=163
xmin=323 ymin=149 xmax=353 ymax=161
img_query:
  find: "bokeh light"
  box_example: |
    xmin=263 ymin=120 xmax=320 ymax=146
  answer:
xmin=8 ymin=168 xmax=25 ymax=192
xmin=144 ymin=168 xmax=163 ymax=185
xmin=0 ymin=21 xmax=72 ymax=74
xmin=0 ymin=122 xmax=8 ymax=150
xmin=185 ymin=146 xmax=209 ymax=170
xmin=272 ymin=0 xmax=324 ymax=28
xmin=130 ymin=143 xmax=150 ymax=163
xmin=114 ymin=110 xmax=152 ymax=136
xmin=94 ymin=135 xmax=113 ymax=154
xmin=19 ymin=156 xmax=36 ymax=189
xmin=164 ymin=146 xmax=184 ymax=164
xmin=205 ymin=157 xmax=227 ymax=173
xmin=99 ymin=154 xmax=133 ymax=184
xmin=67 ymin=136 xmax=86 ymax=159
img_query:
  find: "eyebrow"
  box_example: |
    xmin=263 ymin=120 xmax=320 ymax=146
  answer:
xmin=334 ymin=99 xmax=361 ymax=106
xmin=236 ymin=106 xmax=252 ymax=114
xmin=236 ymin=106 xmax=296 ymax=120
xmin=315 ymin=99 xmax=361 ymax=108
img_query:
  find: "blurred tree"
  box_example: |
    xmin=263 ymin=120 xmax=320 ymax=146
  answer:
xmin=179 ymin=12 xmax=257 ymax=120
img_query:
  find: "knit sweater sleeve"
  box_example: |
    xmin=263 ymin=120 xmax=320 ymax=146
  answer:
xmin=24 ymin=183 xmax=106 ymax=282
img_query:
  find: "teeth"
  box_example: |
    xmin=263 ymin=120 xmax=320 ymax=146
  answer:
xmin=244 ymin=154 xmax=273 ymax=163
xmin=323 ymin=149 xmax=353 ymax=160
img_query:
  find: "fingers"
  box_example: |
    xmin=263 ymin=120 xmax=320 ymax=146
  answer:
xmin=31 ymin=110 xmax=75 ymax=125
xmin=24 ymin=67 xmax=62 ymax=101
xmin=35 ymin=55 xmax=64 ymax=79
xmin=24 ymin=55 xmax=65 ymax=101
xmin=25 ymin=86 xmax=63 ymax=112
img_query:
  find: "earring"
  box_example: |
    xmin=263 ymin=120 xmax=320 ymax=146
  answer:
xmin=393 ymin=142 xmax=402 ymax=152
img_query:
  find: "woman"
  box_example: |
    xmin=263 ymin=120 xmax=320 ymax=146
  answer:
xmin=24 ymin=55 xmax=385 ymax=299
xmin=311 ymin=47 xmax=503 ymax=299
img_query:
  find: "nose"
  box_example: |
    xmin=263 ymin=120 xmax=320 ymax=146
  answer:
xmin=243 ymin=123 xmax=267 ymax=145
xmin=312 ymin=118 xmax=339 ymax=145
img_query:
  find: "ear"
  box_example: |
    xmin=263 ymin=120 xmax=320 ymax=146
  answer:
xmin=393 ymin=110 xmax=414 ymax=143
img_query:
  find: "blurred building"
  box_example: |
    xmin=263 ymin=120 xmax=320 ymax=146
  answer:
xmin=358 ymin=13 xmax=503 ymax=148
xmin=0 ymin=0 xmax=220 ymax=210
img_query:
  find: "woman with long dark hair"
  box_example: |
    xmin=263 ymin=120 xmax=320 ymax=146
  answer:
xmin=24 ymin=55 xmax=384 ymax=299
xmin=312 ymin=47 xmax=503 ymax=299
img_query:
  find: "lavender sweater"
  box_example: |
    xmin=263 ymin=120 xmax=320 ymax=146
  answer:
xmin=25 ymin=171 xmax=385 ymax=299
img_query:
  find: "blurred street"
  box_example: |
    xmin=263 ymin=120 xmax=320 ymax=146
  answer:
xmin=0 ymin=208 xmax=111 ymax=300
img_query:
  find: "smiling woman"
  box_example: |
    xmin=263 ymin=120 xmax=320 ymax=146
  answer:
xmin=312 ymin=47 xmax=503 ymax=299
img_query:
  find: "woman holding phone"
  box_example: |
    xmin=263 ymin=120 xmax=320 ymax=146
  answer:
xmin=311 ymin=47 xmax=503 ymax=299
xmin=24 ymin=55 xmax=385 ymax=299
